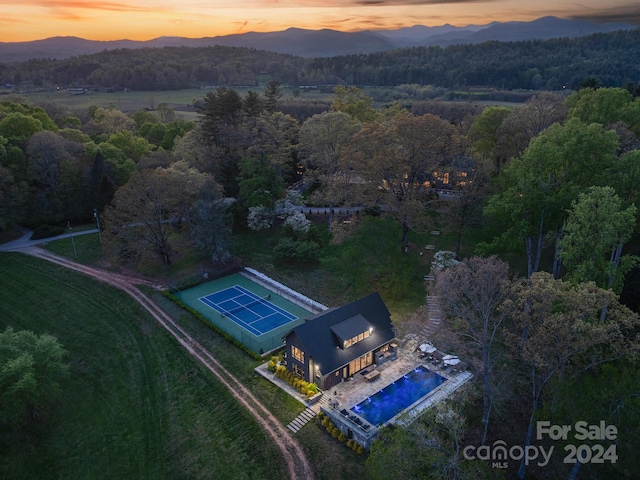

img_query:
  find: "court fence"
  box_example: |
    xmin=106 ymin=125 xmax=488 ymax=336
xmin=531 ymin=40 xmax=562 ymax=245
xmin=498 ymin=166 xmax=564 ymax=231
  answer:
xmin=240 ymin=330 xmax=287 ymax=356
xmin=241 ymin=267 xmax=329 ymax=315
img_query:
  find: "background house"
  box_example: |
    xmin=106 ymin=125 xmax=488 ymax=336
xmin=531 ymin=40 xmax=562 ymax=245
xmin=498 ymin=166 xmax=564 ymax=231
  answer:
xmin=283 ymin=292 xmax=396 ymax=390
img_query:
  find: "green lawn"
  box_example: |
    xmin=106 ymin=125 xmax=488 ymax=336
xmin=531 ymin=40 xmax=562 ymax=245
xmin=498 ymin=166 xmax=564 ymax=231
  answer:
xmin=0 ymin=253 xmax=288 ymax=480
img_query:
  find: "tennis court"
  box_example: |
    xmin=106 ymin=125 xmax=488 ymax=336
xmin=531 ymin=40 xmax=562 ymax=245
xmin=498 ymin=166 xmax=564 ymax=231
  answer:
xmin=200 ymin=285 xmax=298 ymax=336
xmin=176 ymin=271 xmax=314 ymax=354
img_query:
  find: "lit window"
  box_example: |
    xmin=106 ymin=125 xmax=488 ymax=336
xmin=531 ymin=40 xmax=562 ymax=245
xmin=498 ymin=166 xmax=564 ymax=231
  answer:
xmin=292 ymin=345 xmax=305 ymax=363
xmin=343 ymin=328 xmax=372 ymax=349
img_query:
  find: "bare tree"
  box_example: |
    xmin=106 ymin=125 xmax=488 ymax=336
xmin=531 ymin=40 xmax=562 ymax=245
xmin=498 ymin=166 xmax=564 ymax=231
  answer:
xmin=495 ymin=92 xmax=567 ymax=164
xmin=503 ymin=272 xmax=639 ymax=479
xmin=435 ymin=255 xmax=510 ymax=444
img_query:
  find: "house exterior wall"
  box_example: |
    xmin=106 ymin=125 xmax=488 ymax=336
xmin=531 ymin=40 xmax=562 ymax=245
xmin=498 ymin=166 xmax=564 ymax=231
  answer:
xmin=285 ymin=332 xmax=310 ymax=382
xmin=321 ymin=405 xmax=379 ymax=451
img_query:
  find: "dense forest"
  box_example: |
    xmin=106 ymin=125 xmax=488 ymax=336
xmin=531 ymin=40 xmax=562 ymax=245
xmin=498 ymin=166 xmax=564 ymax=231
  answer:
xmin=1 ymin=28 xmax=639 ymax=92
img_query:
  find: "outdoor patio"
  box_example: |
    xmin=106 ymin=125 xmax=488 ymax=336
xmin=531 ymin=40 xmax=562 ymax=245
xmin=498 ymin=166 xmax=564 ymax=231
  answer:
xmin=255 ymin=339 xmax=472 ymax=422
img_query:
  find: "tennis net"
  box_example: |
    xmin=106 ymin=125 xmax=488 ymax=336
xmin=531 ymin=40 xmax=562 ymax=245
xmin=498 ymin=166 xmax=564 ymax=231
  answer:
xmin=220 ymin=294 xmax=271 ymax=317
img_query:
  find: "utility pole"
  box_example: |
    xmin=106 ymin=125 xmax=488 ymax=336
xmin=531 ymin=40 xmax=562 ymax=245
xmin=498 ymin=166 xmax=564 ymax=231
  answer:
xmin=93 ymin=208 xmax=102 ymax=243
xmin=67 ymin=222 xmax=78 ymax=260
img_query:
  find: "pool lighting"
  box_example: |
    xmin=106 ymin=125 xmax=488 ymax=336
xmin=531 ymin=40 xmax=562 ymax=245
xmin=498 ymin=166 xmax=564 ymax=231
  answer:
xmin=351 ymin=366 xmax=447 ymax=425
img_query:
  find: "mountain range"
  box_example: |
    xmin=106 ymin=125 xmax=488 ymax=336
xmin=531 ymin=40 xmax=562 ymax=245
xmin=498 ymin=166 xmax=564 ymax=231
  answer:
xmin=0 ymin=16 xmax=636 ymax=63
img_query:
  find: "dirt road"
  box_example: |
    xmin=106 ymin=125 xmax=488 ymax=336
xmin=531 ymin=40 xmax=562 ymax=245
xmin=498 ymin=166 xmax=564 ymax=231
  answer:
xmin=22 ymin=247 xmax=314 ymax=480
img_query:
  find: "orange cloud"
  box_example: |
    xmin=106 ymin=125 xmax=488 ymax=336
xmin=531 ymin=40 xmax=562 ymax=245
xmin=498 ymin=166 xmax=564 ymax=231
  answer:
xmin=2 ymin=0 xmax=639 ymax=43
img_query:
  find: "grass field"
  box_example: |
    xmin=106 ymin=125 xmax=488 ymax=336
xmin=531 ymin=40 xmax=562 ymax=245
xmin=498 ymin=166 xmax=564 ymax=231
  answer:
xmin=0 ymin=253 xmax=289 ymax=480
xmin=21 ymin=88 xmax=207 ymax=119
xmin=19 ymin=86 xmax=336 ymax=120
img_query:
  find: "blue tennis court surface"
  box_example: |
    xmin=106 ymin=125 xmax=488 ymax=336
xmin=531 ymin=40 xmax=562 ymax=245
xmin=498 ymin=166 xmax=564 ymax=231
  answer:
xmin=199 ymin=285 xmax=298 ymax=336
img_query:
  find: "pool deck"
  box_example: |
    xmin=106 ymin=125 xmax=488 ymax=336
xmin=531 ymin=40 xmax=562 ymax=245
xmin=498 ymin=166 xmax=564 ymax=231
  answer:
xmin=255 ymin=343 xmax=473 ymax=426
xmin=326 ymin=350 xmax=472 ymax=426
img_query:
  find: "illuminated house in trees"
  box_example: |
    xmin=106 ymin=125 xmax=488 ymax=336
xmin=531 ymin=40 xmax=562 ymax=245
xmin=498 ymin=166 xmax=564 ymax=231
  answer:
xmin=283 ymin=293 xmax=396 ymax=390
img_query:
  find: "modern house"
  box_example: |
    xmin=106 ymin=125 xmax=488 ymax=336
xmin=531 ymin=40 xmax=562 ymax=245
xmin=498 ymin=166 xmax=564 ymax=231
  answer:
xmin=283 ymin=292 xmax=396 ymax=390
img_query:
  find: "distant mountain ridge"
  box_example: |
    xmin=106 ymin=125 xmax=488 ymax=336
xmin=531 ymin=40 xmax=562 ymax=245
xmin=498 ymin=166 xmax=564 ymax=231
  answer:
xmin=0 ymin=16 xmax=635 ymax=62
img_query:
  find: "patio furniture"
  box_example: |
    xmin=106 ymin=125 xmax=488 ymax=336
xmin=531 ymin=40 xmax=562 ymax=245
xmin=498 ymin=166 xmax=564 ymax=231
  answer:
xmin=365 ymin=369 xmax=381 ymax=381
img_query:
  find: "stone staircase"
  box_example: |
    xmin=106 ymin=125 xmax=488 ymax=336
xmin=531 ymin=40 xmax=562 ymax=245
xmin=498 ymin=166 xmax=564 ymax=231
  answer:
xmin=286 ymin=393 xmax=329 ymax=433
xmin=425 ymin=295 xmax=442 ymax=337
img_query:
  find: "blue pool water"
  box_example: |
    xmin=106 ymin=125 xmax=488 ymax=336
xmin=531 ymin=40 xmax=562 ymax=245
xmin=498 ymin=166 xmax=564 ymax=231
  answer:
xmin=351 ymin=365 xmax=446 ymax=425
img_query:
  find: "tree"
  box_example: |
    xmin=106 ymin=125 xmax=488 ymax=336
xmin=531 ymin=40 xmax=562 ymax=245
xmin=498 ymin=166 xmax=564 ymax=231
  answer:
xmin=155 ymin=102 xmax=176 ymax=123
xmin=199 ymin=87 xmax=244 ymax=138
xmin=198 ymin=88 xmax=248 ymax=193
xmin=494 ymin=93 xmax=567 ymax=166
xmin=447 ymin=157 xmax=492 ymax=259
xmin=263 ymin=81 xmax=282 ymax=113
xmin=243 ymin=90 xmax=264 ymax=117
xmin=331 ymin=86 xmax=379 ymax=123
xmin=298 ymin=111 xmax=360 ymax=226
xmin=482 ymin=118 xmax=619 ymax=278
xmin=248 ymin=112 xmax=300 ymax=182
xmin=366 ymin=391 xmax=497 ymax=480
xmin=549 ymin=363 xmax=640 ymax=479
xmin=435 ymin=256 xmax=510 ymax=444
xmin=0 ymin=165 xmax=24 ymax=232
xmin=503 ymin=272 xmax=638 ymax=479
xmin=85 ymin=143 xmax=136 ymax=186
xmin=467 ymin=106 xmax=511 ymax=171
xmin=608 ymin=149 xmax=640 ymax=214
xmin=86 ymin=148 xmax=117 ymax=213
xmin=0 ymin=327 xmax=69 ymax=429
xmin=559 ymin=186 xmax=637 ymax=293
xmin=106 ymin=130 xmax=154 ymax=162
xmin=27 ymin=130 xmax=85 ymax=222
xmin=237 ymin=155 xmax=285 ymax=222
xmin=0 ymin=112 xmax=44 ymax=148
xmin=103 ymin=161 xmax=209 ymax=265
xmin=247 ymin=206 xmax=272 ymax=231
xmin=189 ymin=182 xmax=232 ymax=263
xmin=566 ymin=86 xmax=640 ymax=135
xmin=350 ymin=111 xmax=463 ymax=251
xmin=84 ymin=107 xmax=136 ymax=140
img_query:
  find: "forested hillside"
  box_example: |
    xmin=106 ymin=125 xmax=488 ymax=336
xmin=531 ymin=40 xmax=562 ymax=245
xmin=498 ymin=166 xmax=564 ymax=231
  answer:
xmin=2 ymin=63 xmax=640 ymax=478
xmin=1 ymin=28 xmax=639 ymax=92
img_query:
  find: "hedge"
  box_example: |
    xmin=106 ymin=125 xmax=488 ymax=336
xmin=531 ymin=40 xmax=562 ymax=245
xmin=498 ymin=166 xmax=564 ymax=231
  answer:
xmin=274 ymin=365 xmax=319 ymax=399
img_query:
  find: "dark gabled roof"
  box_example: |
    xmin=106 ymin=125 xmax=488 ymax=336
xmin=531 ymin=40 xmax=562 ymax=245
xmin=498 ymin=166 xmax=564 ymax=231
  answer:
xmin=284 ymin=292 xmax=395 ymax=375
xmin=330 ymin=314 xmax=373 ymax=346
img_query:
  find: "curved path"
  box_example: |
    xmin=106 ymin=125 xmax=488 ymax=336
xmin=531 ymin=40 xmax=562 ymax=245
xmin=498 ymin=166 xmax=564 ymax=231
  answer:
xmin=16 ymin=246 xmax=313 ymax=480
xmin=0 ymin=228 xmax=99 ymax=252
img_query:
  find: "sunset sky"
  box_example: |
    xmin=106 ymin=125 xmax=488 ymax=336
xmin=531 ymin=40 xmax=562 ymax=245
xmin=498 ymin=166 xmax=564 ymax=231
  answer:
xmin=2 ymin=0 xmax=640 ymax=43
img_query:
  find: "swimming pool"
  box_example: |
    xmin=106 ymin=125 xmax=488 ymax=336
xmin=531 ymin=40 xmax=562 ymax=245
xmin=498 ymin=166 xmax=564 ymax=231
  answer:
xmin=350 ymin=365 xmax=446 ymax=425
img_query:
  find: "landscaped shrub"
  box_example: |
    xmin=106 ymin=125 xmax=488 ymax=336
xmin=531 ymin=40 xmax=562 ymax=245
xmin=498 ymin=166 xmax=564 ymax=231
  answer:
xmin=318 ymin=416 xmax=368 ymax=454
xmin=267 ymin=357 xmax=277 ymax=372
xmin=274 ymin=365 xmax=319 ymax=398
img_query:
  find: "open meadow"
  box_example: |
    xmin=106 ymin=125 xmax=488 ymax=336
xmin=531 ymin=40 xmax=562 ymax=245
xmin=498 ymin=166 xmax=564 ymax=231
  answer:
xmin=0 ymin=253 xmax=290 ymax=480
